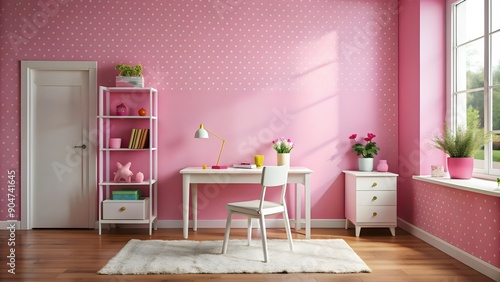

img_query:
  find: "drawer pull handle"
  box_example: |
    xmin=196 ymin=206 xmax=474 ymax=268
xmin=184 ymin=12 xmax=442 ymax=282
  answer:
xmin=119 ymin=207 xmax=126 ymax=212
xmin=372 ymin=212 xmax=377 ymax=216
xmin=372 ymin=196 xmax=377 ymax=201
xmin=371 ymin=182 xmax=377 ymax=187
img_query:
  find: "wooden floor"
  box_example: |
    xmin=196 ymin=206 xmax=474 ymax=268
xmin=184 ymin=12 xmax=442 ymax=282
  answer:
xmin=0 ymin=227 xmax=494 ymax=282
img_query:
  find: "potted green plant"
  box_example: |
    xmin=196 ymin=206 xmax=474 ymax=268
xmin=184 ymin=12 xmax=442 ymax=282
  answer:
xmin=115 ymin=64 xmax=144 ymax=87
xmin=349 ymin=133 xmax=380 ymax=171
xmin=430 ymin=107 xmax=496 ymax=179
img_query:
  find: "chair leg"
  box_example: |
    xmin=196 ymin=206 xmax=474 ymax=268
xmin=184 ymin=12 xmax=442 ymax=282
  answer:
xmin=222 ymin=211 xmax=232 ymax=254
xmin=283 ymin=209 xmax=294 ymax=251
xmin=247 ymin=218 xmax=252 ymax=246
xmin=259 ymin=215 xmax=269 ymax=262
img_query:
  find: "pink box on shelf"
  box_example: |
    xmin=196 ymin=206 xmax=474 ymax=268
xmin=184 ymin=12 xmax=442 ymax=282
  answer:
xmin=109 ymin=138 xmax=122 ymax=148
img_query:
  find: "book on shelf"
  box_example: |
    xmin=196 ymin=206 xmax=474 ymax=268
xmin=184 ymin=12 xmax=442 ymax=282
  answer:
xmin=139 ymin=128 xmax=149 ymax=149
xmin=144 ymin=129 xmax=150 ymax=148
xmin=127 ymin=128 xmax=150 ymax=149
xmin=133 ymin=129 xmax=143 ymax=149
xmin=233 ymin=163 xmax=257 ymax=169
xmin=128 ymin=129 xmax=137 ymax=149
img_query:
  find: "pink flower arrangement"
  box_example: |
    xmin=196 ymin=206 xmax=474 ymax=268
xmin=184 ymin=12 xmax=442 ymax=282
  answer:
xmin=349 ymin=133 xmax=380 ymax=158
xmin=272 ymin=137 xmax=294 ymax=153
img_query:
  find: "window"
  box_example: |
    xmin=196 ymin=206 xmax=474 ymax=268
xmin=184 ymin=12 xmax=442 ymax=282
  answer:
xmin=450 ymin=0 xmax=500 ymax=177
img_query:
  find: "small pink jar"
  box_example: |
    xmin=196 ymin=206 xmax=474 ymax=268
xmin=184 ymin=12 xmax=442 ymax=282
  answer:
xmin=376 ymin=160 xmax=388 ymax=172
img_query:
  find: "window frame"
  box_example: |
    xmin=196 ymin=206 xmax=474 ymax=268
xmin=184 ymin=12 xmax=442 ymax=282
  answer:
xmin=447 ymin=0 xmax=499 ymax=179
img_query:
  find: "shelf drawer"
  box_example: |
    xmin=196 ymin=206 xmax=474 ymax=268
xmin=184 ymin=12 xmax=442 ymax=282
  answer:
xmin=356 ymin=191 xmax=396 ymax=206
xmin=103 ymin=198 xmax=149 ymax=219
xmin=356 ymin=177 xmax=396 ymax=191
xmin=356 ymin=205 xmax=396 ymax=223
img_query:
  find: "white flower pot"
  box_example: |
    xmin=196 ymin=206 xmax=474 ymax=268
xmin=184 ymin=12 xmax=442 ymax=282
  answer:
xmin=277 ymin=153 xmax=290 ymax=167
xmin=358 ymin=158 xmax=373 ymax=171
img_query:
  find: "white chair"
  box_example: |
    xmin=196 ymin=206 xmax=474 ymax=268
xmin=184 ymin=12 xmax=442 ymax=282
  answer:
xmin=221 ymin=165 xmax=294 ymax=262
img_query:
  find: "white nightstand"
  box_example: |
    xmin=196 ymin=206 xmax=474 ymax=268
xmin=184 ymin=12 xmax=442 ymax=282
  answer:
xmin=343 ymin=170 xmax=398 ymax=237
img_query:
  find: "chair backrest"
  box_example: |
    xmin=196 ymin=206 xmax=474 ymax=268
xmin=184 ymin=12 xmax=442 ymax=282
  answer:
xmin=258 ymin=166 xmax=289 ymax=211
xmin=261 ymin=166 xmax=288 ymax=187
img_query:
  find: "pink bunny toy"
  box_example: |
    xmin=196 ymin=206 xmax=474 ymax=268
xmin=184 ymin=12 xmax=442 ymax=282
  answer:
xmin=113 ymin=162 xmax=133 ymax=182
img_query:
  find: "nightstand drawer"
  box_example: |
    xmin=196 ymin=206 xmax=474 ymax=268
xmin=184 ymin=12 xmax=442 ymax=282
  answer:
xmin=356 ymin=191 xmax=396 ymax=206
xmin=356 ymin=206 xmax=396 ymax=223
xmin=103 ymin=198 xmax=149 ymax=220
xmin=356 ymin=177 xmax=396 ymax=191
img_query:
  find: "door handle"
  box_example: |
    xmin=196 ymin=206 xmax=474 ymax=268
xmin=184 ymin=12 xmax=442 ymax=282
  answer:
xmin=74 ymin=144 xmax=87 ymax=149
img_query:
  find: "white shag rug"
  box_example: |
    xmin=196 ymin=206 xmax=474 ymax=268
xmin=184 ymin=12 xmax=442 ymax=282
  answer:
xmin=98 ymin=239 xmax=371 ymax=275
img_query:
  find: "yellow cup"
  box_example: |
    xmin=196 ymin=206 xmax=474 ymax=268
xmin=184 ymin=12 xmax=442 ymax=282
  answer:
xmin=254 ymin=155 xmax=264 ymax=167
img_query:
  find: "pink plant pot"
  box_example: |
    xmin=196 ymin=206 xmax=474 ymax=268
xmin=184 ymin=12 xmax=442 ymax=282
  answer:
xmin=447 ymin=157 xmax=473 ymax=179
xmin=109 ymin=138 xmax=122 ymax=149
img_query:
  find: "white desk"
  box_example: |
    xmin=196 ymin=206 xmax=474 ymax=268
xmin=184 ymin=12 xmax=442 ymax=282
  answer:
xmin=180 ymin=167 xmax=313 ymax=239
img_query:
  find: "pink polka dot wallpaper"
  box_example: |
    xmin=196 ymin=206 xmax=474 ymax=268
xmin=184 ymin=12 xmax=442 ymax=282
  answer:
xmin=412 ymin=181 xmax=499 ymax=267
xmin=413 ymin=181 xmax=500 ymax=265
xmin=0 ymin=0 xmax=399 ymax=221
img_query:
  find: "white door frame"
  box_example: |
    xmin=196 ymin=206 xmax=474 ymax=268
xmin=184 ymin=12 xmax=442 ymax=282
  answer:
xmin=21 ymin=61 xmax=97 ymax=229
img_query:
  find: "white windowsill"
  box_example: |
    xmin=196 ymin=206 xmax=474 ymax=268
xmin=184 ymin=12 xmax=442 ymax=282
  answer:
xmin=412 ymin=175 xmax=500 ymax=197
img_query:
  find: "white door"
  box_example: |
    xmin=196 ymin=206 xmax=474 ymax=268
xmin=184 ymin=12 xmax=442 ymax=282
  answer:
xmin=21 ymin=61 xmax=97 ymax=229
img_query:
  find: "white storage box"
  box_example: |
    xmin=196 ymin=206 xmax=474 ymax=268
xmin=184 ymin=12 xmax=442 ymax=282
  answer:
xmin=102 ymin=198 xmax=149 ymax=220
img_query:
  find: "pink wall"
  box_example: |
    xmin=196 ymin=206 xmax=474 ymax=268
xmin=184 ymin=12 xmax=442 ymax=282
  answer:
xmin=398 ymin=0 xmax=421 ymax=222
xmin=419 ymin=0 xmax=447 ymax=172
xmin=398 ymin=0 xmax=446 ymax=179
xmin=0 ymin=1 xmax=398 ymax=221
xmin=412 ymin=180 xmax=499 ymax=268
xmin=398 ymin=0 xmax=447 ymax=219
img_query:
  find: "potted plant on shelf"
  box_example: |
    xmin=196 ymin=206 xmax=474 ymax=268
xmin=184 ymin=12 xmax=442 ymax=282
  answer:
xmin=349 ymin=133 xmax=380 ymax=171
xmin=115 ymin=63 xmax=144 ymax=87
xmin=430 ymin=107 xmax=496 ymax=179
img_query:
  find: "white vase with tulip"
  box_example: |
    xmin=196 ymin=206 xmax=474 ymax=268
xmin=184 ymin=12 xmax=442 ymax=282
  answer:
xmin=277 ymin=153 xmax=291 ymax=167
xmin=272 ymin=137 xmax=294 ymax=167
xmin=349 ymin=133 xmax=380 ymax=172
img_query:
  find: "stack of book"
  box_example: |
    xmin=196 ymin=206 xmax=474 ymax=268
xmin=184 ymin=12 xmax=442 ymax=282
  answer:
xmin=128 ymin=128 xmax=149 ymax=149
xmin=233 ymin=163 xmax=257 ymax=169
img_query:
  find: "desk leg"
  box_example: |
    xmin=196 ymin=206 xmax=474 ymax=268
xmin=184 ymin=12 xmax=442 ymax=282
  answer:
xmin=295 ymin=184 xmax=301 ymax=231
xmin=192 ymin=184 xmax=198 ymax=231
xmin=182 ymin=175 xmax=190 ymax=239
xmin=305 ymin=174 xmax=311 ymax=239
